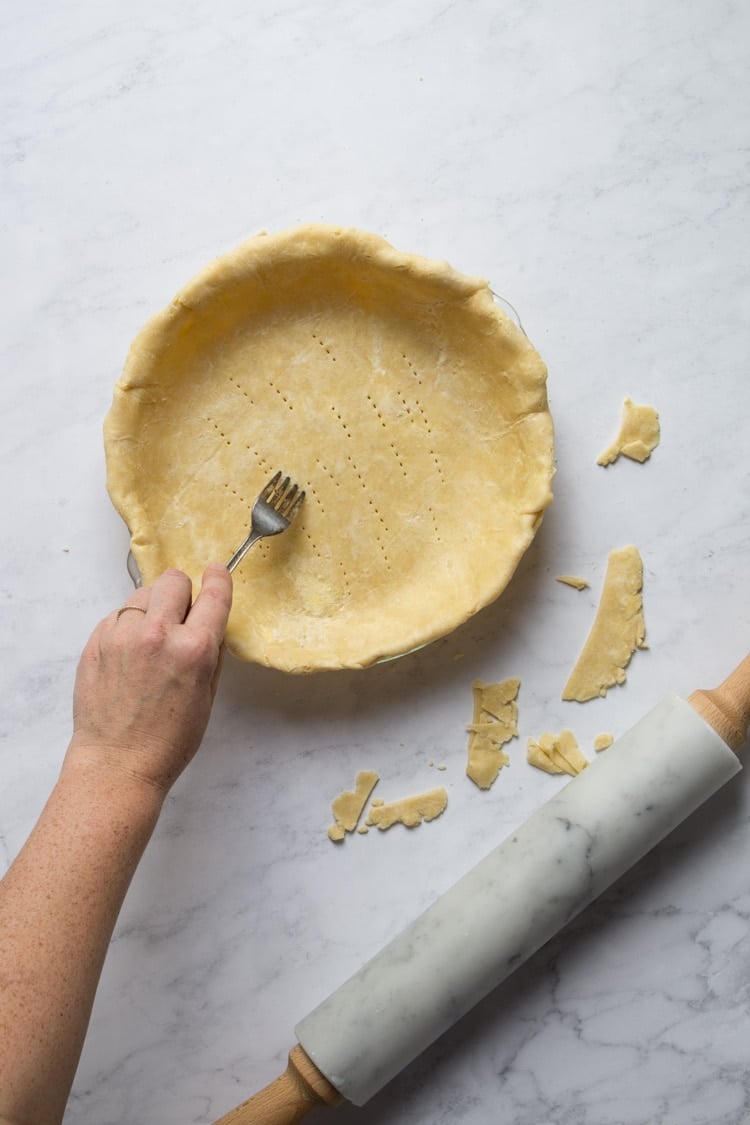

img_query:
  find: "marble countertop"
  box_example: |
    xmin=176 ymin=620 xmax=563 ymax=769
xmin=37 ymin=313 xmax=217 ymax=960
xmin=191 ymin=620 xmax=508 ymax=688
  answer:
xmin=2 ymin=2 xmax=749 ymax=1123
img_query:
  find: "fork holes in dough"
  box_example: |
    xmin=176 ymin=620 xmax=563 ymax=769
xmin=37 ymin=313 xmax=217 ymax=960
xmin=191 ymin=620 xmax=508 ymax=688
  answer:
xmin=427 ymin=505 xmax=441 ymax=544
xmin=267 ymin=380 xmax=294 ymax=411
xmin=208 ymin=417 xmax=234 ymax=449
xmin=224 ymin=482 xmax=246 ymax=504
xmin=338 ymin=560 xmax=351 ymax=595
xmin=314 ymin=333 xmax=337 ymax=362
xmin=336 ymin=451 xmax=390 ymax=569
xmin=314 ymin=459 xmax=341 ymax=489
xmin=230 ymin=377 xmax=255 ymax=406
xmin=402 ymin=354 xmax=423 ymax=387
xmin=304 ymin=531 xmax=323 ymax=559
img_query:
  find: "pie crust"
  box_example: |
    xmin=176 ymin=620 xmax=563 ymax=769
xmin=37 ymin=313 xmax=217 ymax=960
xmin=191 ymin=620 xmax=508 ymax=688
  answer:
xmin=104 ymin=225 xmax=554 ymax=672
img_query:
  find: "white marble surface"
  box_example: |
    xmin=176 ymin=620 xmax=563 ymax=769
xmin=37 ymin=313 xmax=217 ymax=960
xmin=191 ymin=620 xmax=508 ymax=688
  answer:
xmin=1 ymin=2 xmax=749 ymax=1123
xmin=296 ymin=699 xmax=742 ymax=1105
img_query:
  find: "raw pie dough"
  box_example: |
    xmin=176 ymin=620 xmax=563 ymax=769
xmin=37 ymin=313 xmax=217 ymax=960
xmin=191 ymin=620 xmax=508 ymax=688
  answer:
xmin=555 ymin=575 xmax=589 ymax=590
xmin=365 ymin=788 xmax=448 ymax=830
xmin=527 ymin=730 xmax=589 ymax=776
xmin=562 ymin=546 xmax=647 ymax=702
xmin=466 ymin=678 xmax=520 ymax=789
xmin=597 ymin=397 xmax=660 ymax=466
xmin=104 ymin=225 xmax=554 ymax=672
xmin=328 ymin=770 xmax=379 ymax=842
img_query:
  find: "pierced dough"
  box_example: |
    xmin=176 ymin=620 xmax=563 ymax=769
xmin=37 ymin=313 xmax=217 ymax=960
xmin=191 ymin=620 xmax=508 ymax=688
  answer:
xmin=365 ymin=788 xmax=448 ymax=830
xmin=328 ymin=770 xmax=379 ymax=842
xmin=597 ymin=397 xmax=660 ymax=466
xmin=527 ymin=730 xmax=589 ymax=776
xmin=562 ymin=546 xmax=647 ymax=702
xmin=104 ymin=225 xmax=553 ymax=672
xmin=466 ymin=677 xmax=520 ymax=789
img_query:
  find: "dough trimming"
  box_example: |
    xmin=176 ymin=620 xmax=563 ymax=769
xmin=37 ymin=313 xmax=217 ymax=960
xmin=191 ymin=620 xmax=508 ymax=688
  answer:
xmin=365 ymin=788 xmax=448 ymax=830
xmin=466 ymin=677 xmax=520 ymax=789
xmin=527 ymin=730 xmax=589 ymax=776
xmin=328 ymin=771 xmax=380 ymax=842
xmin=597 ymin=397 xmax=660 ymax=466
xmin=562 ymin=546 xmax=647 ymax=702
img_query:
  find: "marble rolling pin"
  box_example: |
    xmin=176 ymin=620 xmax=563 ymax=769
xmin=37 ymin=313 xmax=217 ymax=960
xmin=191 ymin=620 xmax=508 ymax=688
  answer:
xmin=212 ymin=656 xmax=750 ymax=1124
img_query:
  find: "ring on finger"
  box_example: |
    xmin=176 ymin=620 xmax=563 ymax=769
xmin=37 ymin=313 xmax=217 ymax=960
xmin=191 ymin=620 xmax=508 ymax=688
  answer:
xmin=116 ymin=605 xmax=148 ymax=621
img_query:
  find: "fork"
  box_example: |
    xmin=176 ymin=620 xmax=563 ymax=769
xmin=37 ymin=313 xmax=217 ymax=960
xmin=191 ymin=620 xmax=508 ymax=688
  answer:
xmin=226 ymin=471 xmax=305 ymax=572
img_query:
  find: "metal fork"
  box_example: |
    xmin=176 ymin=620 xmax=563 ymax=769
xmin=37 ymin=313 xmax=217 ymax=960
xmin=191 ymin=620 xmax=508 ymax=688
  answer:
xmin=226 ymin=471 xmax=305 ymax=572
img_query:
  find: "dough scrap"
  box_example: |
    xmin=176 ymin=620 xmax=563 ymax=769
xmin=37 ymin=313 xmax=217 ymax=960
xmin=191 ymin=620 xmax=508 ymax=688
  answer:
xmin=562 ymin=546 xmax=646 ymax=702
xmin=104 ymin=225 xmax=554 ymax=672
xmin=597 ymin=397 xmax=660 ymax=466
xmin=327 ymin=770 xmax=379 ymax=842
xmin=466 ymin=678 xmax=520 ymax=789
xmin=527 ymin=730 xmax=589 ymax=776
xmin=556 ymin=575 xmax=589 ymax=590
xmin=365 ymin=787 xmax=448 ymax=830
xmin=471 ymin=677 xmax=521 ymax=724
xmin=466 ymin=727 xmax=512 ymax=789
xmin=594 ymin=732 xmax=614 ymax=752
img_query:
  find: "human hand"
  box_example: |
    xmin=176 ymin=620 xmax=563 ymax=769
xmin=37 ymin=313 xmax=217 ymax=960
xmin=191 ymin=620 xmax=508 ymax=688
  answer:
xmin=67 ymin=565 xmax=233 ymax=797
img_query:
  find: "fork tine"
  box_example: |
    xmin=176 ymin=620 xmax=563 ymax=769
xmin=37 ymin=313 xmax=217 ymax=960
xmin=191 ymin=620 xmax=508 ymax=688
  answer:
xmin=260 ymin=470 xmax=282 ymax=501
xmin=266 ymin=474 xmax=289 ymax=506
xmin=286 ymin=489 xmax=305 ymax=521
xmin=227 ymin=471 xmax=305 ymax=572
xmin=277 ymin=483 xmax=299 ymax=517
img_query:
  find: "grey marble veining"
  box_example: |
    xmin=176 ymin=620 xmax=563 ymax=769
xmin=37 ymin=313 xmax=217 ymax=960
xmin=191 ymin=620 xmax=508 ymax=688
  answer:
xmin=296 ymin=697 xmax=741 ymax=1103
xmin=1 ymin=2 xmax=750 ymax=1124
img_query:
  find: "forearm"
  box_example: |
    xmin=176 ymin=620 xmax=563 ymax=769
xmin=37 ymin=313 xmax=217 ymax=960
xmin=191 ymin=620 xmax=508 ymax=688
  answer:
xmin=0 ymin=753 xmax=164 ymax=1125
xmin=0 ymin=565 xmax=232 ymax=1125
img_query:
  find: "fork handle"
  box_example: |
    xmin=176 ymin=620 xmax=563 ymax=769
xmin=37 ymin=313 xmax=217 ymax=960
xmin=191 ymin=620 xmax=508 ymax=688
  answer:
xmin=226 ymin=530 xmax=264 ymax=572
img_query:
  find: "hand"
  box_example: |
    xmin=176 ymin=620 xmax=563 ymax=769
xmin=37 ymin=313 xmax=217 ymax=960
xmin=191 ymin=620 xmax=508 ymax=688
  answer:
xmin=67 ymin=565 xmax=233 ymax=796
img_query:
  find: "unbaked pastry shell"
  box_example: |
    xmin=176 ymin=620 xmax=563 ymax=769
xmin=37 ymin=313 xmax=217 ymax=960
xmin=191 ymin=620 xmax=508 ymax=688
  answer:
xmin=104 ymin=225 xmax=554 ymax=672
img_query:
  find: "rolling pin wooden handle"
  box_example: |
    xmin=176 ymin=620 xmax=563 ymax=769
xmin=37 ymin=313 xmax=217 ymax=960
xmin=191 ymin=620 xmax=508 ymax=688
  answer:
xmin=688 ymin=653 xmax=750 ymax=753
xmin=211 ymin=1044 xmax=343 ymax=1125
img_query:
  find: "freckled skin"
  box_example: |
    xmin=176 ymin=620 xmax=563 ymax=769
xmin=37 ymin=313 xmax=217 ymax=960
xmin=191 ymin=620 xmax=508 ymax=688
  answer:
xmin=0 ymin=566 xmax=232 ymax=1125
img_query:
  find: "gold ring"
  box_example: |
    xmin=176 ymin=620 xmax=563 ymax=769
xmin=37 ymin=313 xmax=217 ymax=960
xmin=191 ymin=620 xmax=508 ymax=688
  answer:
xmin=116 ymin=605 xmax=148 ymax=621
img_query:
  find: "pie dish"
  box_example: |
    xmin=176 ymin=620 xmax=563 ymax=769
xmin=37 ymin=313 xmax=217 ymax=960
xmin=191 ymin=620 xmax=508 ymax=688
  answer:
xmin=104 ymin=225 xmax=554 ymax=672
